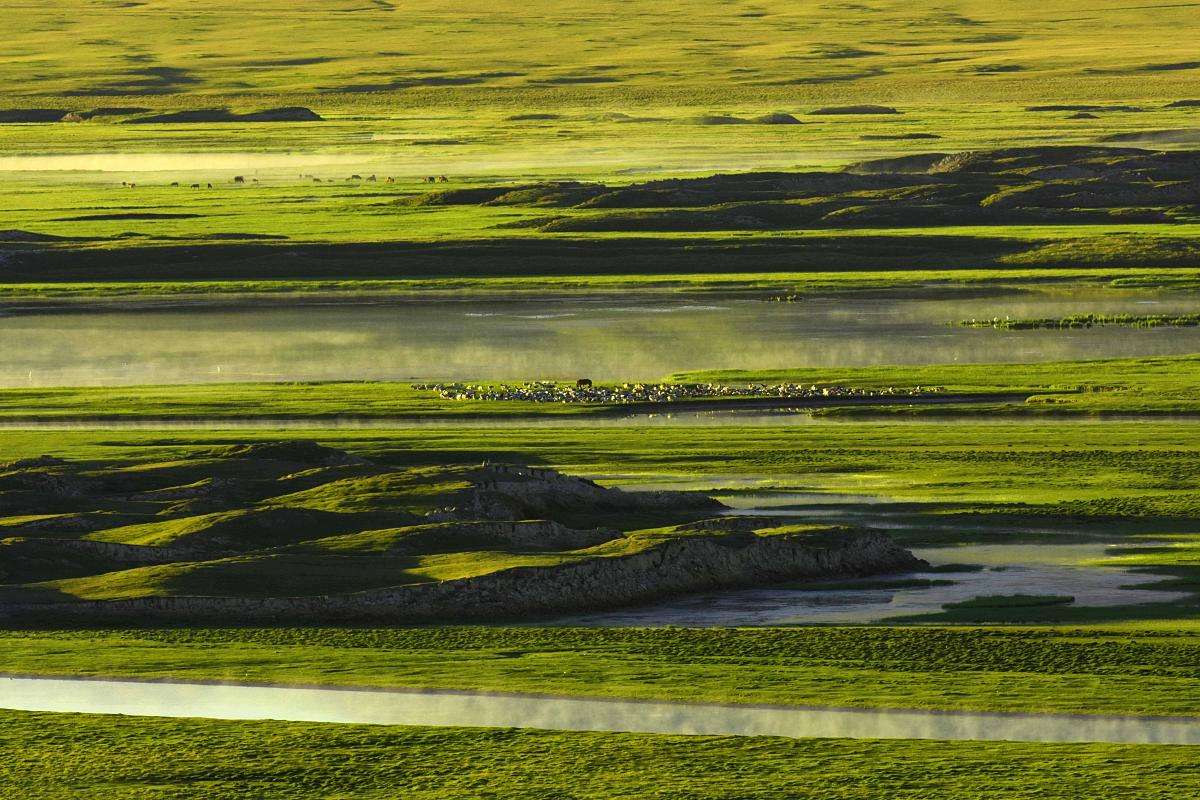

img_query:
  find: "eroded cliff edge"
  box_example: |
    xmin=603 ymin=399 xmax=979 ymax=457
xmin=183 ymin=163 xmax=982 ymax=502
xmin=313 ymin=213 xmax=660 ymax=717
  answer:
xmin=0 ymin=443 xmax=925 ymax=624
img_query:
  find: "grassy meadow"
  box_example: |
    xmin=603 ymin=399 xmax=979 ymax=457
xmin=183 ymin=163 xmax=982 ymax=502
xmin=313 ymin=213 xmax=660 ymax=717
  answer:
xmin=7 ymin=424 xmax=1200 ymax=618
xmin=6 ymin=0 xmax=1200 ymax=109
xmin=5 ymin=626 xmax=1200 ymax=717
xmin=7 ymin=709 xmax=1200 ymax=800
xmin=0 ymin=353 xmax=1198 ymax=419
xmin=0 ymin=1 xmax=1199 ymax=292
xmin=0 ymin=421 xmax=1197 ymax=521
xmin=5 ymin=2 xmax=1200 ymax=795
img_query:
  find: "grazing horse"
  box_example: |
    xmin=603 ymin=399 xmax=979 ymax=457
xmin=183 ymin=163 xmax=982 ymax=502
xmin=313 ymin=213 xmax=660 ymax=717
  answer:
xmin=233 ymin=175 xmax=245 ymax=184
xmin=437 ymin=175 xmax=448 ymax=183
xmin=366 ymin=174 xmax=377 ymax=182
xmin=385 ymin=176 xmax=395 ymax=184
xmin=191 ymin=183 xmax=200 ymax=188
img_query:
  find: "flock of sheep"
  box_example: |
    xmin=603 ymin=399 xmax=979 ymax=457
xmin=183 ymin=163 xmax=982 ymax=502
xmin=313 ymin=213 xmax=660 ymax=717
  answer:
xmin=416 ymin=381 xmax=942 ymax=405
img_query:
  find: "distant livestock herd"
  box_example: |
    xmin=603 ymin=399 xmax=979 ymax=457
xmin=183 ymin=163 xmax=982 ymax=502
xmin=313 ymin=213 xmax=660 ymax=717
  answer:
xmin=118 ymin=174 xmax=451 ymax=188
xmin=415 ymin=381 xmax=944 ymax=405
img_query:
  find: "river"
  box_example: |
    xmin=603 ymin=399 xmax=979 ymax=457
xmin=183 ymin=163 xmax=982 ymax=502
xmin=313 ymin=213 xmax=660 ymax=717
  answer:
xmin=3 ymin=289 xmax=1200 ymax=386
xmin=1 ymin=675 xmax=1197 ymax=744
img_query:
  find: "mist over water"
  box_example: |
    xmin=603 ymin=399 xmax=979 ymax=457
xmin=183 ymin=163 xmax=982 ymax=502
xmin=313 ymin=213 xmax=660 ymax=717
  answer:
xmin=2 ymin=676 xmax=1198 ymax=744
xmin=4 ymin=290 xmax=1200 ymax=386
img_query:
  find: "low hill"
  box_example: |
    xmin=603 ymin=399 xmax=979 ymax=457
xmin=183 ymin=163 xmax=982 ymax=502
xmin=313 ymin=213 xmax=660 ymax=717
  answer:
xmin=0 ymin=443 xmax=921 ymax=622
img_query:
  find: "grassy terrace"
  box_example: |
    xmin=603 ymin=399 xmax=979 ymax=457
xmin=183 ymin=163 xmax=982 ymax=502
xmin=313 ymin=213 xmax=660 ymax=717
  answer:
xmin=6 ymin=149 xmax=1200 ymax=288
xmin=5 ymin=626 xmax=1200 ymax=718
xmin=3 ymin=424 xmax=1198 ymax=720
xmin=0 ymin=417 xmax=1197 ymax=512
xmin=7 ymin=709 xmax=1200 ymax=800
xmin=1 ymin=268 xmax=1200 ymax=304
xmin=1 ymin=353 xmax=1199 ymax=419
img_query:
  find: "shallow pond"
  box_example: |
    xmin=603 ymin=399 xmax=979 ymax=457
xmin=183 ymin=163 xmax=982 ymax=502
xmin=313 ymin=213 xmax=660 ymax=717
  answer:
xmin=562 ymin=541 xmax=1182 ymax=627
xmin=1 ymin=676 xmax=1197 ymax=744
xmin=3 ymin=289 xmax=1200 ymax=386
xmin=560 ymin=489 xmax=1188 ymax=627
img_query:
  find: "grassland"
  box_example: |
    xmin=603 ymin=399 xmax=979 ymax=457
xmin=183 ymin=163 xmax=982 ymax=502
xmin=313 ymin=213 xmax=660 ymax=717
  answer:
xmin=5 ymin=145 xmax=1200 ymax=290
xmin=5 ymin=626 xmax=1200 ymax=717
xmin=4 ymin=1 xmax=1200 ymax=292
xmin=0 ymin=267 xmax=1199 ymax=304
xmin=7 ymin=709 xmax=1200 ymax=800
xmin=4 ymin=424 xmax=1198 ymax=717
xmin=0 ymin=353 xmax=1198 ymax=420
xmin=0 ymin=422 xmax=1197 ymax=518
xmin=3 ymin=421 xmax=1200 ymax=620
xmin=0 ymin=441 xmax=771 ymax=611
xmin=6 ymin=0 xmax=1200 ymax=110
xmin=5 ymin=1 xmax=1200 ymax=794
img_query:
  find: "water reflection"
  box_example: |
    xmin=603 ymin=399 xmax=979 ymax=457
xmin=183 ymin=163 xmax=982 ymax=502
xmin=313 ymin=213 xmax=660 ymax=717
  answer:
xmin=3 ymin=290 xmax=1200 ymax=386
xmin=1 ymin=676 xmax=1197 ymax=743
xmin=561 ymin=490 xmax=1189 ymax=627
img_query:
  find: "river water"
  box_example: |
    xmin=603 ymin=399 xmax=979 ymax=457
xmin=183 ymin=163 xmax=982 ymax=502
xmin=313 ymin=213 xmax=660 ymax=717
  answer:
xmin=561 ymin=540 xmax=1184 ymax=627
xmin=3 ymin=289 xmax=1200 ymax=386
xmin=558 ymin=489 xmax=1189 ymax=626
xmin=1 ymin=675 xmax=1197 ymax=744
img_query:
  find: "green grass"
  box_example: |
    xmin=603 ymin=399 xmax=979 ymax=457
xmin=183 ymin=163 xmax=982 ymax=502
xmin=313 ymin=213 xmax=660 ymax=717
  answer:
xmin=8 ymin=229 xmax=1200 ymax=287
xmin=5 ymin=626 xmax=1200 ymax=717
xmin=4 ymin=422 xmax=1200 ymax=618
xmin=677 ymin=353 xmax=1200 ymax=415
xmin=3 ymin=0 xmax=1200 ymax=293
xmin=0 ymin=447 xmax=755 ymax=604
xmin=944 ymin=594 xmax=1076 ymax=609
xmin=6 ymin=709 xmax=1200 ymax=800
xmin=6 ymin=266 xmax=1196 ymax=303
xmin=960 ymin=313 xmax=1200 ymax=330
xmin=1 ymin=353 xmax=1199 ymax=420
xmin=0 ymin=422 xmax=1197 ymax=515
xmin=5 ymin=0 xmax=1200 ymax=109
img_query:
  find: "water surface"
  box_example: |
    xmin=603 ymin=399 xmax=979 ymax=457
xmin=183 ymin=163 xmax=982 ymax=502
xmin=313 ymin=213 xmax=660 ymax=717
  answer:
xmin=4 ymin=290 xmax=1200 ymax=386
xmin=562 ymin=489 xmax=1189 ymax=627
xmin=2 ymin=676 xmax=1197 ymax=744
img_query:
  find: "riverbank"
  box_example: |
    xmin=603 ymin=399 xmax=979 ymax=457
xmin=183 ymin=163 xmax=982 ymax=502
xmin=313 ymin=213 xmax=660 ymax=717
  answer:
xmin=2 ymin=626 xmax=1200 ymax=718
xmin=5 ymin=707 xmax=1198 ymax=800
xmin=0 ymin=352 xmax=1197 ymax=418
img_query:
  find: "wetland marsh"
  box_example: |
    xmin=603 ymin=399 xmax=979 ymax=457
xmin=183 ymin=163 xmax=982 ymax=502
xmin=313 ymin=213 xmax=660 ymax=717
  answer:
xmin=6 ymin=0 xmax=1200 ymax=794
